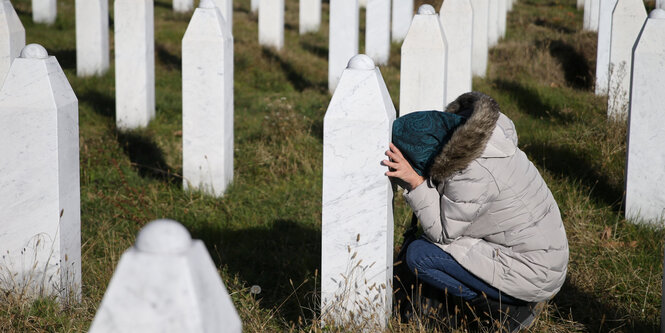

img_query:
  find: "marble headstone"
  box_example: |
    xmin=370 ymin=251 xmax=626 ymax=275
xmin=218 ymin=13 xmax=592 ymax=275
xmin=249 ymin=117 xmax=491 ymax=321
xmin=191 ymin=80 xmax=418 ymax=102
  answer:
xmin=114 ymin=0 xmax=155 ymax=130
xmin=578 ymin=0 xmax=585 ymax=10
xmin=584 ymin=0 xmax=600 ymax=31
xmin=625 ymin=9 xmax=665 ymax=224
xmin=32 ymin=0 xmax=56 ymax=24
xmin=328 ymin=0 xmax=359 ymax=92
xmin=212 ymin=0 xmax=232 ymax=34
xmin=251 ymin=0 xmax=258 ymax=12
xmin=173 ymin=0 xmax=193 ymax=12
xmin=488 ymin=0 xmax=499 ymax=47
xmin=0 ymin=0 xmax=25 ymax=86
xmin=658 ymin=0 xmax=665 ymax=9
xmin=75 ymin=0 xmax=109 ymax=77
xmin=498 ymin=0 xmax=506 ymax=38
xmin=607 ymin=0 xmax=646 ymax=119
xmin=507 ymin=0 xmax=513 ymax=11
xmin=258 ymin=0 xmax=284 ymax=50
xmin=365 ymin=0 xmax=391 ymax=65
xmin=0 ymin=44 xmax=81 ymax=302
xmin=322 ymin=54 xmax=394 ymax=330
xmin=359 ymin=0 xmax=367 ymax=7
xmin=470 ymin=0 xmax=489 ymax=77
xmin=440 ymin=0 xmax=473 ymax=104
xmin=88 ymin=220 xmax=242 ymax=333
xmin=391 ymin=0 xmax=413 ymax=43
xmin=182 ymin=0 xmax=234 ymax=198
xmin=399 ymin=5 xmax=447 ymax=116
xmin=299 ymin=0 xmax=321 ymax=34
xmin=594 ymin=0 xmax=618 ymax=95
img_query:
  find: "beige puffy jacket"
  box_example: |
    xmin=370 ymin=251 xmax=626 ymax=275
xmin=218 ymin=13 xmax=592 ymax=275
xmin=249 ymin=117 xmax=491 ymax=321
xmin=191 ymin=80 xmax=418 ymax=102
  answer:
xmin=404 ymin=92 xmax=569 ymax=302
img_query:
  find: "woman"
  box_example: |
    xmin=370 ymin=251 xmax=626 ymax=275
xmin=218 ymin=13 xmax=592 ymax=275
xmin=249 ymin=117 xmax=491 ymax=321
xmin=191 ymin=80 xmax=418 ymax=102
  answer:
xmin=384 ymin=92 xmax=569 ymax=331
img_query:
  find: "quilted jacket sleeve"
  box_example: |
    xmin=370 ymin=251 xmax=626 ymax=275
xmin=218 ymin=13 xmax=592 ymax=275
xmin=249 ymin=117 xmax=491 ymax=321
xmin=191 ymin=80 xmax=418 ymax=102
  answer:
xmin=404 ymin=162 xmax=499 ymax=244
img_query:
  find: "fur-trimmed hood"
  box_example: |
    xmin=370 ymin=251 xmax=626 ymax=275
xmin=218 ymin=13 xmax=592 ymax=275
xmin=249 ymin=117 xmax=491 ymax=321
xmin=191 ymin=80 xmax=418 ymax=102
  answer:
xmin=429 ymin=92 xmax=516 ymax=183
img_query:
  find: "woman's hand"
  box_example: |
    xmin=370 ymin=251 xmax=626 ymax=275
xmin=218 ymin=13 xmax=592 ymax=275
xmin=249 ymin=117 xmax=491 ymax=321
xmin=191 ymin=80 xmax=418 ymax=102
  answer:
xmin=383 ymin=143 xmax=425 ymax=191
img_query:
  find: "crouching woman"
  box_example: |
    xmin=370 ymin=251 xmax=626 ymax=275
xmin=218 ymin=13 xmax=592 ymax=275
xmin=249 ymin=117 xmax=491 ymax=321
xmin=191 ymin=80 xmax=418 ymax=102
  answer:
xmin=384 ymin=92 xmax=569 ymax=331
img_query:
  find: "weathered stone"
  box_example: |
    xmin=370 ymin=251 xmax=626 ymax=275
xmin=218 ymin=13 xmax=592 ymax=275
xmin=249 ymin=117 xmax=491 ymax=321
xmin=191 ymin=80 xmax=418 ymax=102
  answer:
xmin=440 ymin=0 xmax=473 ymax=103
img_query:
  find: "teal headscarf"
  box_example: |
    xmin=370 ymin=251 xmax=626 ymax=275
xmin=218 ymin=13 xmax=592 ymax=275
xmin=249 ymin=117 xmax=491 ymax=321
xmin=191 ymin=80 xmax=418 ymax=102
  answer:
xmin=392 ymin=111 xmax=466 ymax=177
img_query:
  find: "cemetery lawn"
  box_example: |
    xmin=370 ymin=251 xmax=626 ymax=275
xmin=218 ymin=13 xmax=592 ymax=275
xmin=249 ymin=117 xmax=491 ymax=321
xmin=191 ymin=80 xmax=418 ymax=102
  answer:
xmin=1 ymin=0 xmax=663 ymax=332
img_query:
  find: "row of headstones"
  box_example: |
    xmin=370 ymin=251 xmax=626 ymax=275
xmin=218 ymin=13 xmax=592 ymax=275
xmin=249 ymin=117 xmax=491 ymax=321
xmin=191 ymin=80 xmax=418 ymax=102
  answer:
xmin=582 ymin=0 xmax=665 ymax=31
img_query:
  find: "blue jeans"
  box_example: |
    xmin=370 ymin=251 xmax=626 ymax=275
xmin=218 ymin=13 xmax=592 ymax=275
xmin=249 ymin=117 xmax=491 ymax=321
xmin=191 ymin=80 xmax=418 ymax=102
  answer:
xmin=405 ymin=238 xmax=525 ymax=305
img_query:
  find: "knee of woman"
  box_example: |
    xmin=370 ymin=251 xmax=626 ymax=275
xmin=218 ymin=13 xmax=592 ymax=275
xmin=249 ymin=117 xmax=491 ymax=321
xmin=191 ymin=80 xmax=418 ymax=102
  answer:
xmin=405 ymin=239 xmax=429 ymax=273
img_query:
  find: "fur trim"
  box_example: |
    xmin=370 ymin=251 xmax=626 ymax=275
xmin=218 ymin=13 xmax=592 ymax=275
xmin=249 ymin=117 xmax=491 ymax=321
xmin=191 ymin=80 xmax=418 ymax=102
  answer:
xmin=429 ymin=92 xmax=501 ymax=183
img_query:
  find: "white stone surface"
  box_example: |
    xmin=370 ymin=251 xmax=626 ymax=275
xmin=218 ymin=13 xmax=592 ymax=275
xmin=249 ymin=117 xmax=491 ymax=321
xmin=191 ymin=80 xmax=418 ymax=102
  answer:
xmin=212 ymin=0 xmax=232 ymax=34
xmin=607 ymin=0 xmax=646 ymax=119
xmin=299 ymin=0 xmax=321 ymax=34
xmin=399 ymin=4 xmax=447 ymax=116
xmin=88 ymin=220 xmax=242 ymax=333
xmin=590 ymin=0 xmax=600 ymax=31
xmin=440 ymin=0 xmax=472 ymax=103
xmin=32 ymin=0 xmax=56 ymax=24
xmin=328 ymin=0 xmax=358 ymax=92
xmin=251 ymin=0 xmax=258 ymax=12
xmin=391 ymin=0 xmax=413 ymax=43
xmin=470 ymin=0 xmax=489 ymax=77
xmin=359 ymin=0 xmax=367 ymax=7
xmin=0 ymin=0 xmax=25 ymax=86
xmin=75 ymin=0 xmax=109 ymax=77
xmin=625 ymin=10 xmax=665 ymax=224
xmin=0 ymin=44 xmax=81 ymax=302
xmin=259 ymin=0 xmax=284 ymax=50
xmin=322 ymin=54 xmax=394 ymax=330
xmin=182 ymin=0 xmax=233 ymax=197
xmin=507 ymin=0 xmax=513 ymax=11
xmin=658 ymin=0 xmax=665 ymax=9
xmin=114 ymin=0 xmax=155 ymax=130
xmin=578 ymin=0 xmax=585 ymax=10
xmin=366 ymin=0 xmax=391 ymax=65
xmin=174 ymin=0 xmax=193 ymax=12
xmin=594 ymin=0 xmax=618 ymax=95
xmin=498 ymin=0 xmax=506 ymax=38
xmin=488 ymin=0 xmax=499 ymax=47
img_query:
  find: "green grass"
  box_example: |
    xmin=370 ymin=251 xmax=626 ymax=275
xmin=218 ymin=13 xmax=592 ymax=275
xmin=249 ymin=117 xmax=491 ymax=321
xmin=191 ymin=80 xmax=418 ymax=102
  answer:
xmin=1 ymin=0 xmax=663 ymax=331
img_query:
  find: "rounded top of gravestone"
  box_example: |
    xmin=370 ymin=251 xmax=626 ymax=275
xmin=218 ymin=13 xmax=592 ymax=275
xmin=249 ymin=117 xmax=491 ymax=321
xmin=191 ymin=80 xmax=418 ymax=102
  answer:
xmin=347 ymin=54 xmax=375 ymax=70
xmin=20 ymin=44 xmax=48 ymax=59
xmin=135 ymin=219 xmax=192 ymax=254
xmin=649 ymin=9 xmax=665 ymax=19
xmin=199 ymin=0 xmax=215 ymax=9
xmin=417 ymin=4 xmax=436 ymax=15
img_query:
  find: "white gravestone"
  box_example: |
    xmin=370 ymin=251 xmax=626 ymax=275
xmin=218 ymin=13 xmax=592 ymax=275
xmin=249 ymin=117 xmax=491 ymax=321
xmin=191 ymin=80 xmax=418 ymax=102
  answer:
xmin=488 ymin=0 xmax=499 ymax=47
xmin=88 ymin=219 xmax=242 ymax=333
xmin=182 ymin=0 xmax=234 ymax=197
xmin=251 ymin=0 xmax=258 ymax=12
xmin=578 ymin=0 xmax=585 ymax=10
xmin=328 ymin=0 xmax=358 ymax=92
xmin=391 ymin=0 xmax=413 ymax=43
xmin=507 ymin=0 xmax=513 ymax=11
xmin=32 ymin=0 xmax=56 ymax=24
xmin=0 ymin=0 xmax=25 ymax=86
xmin=625 ymin=9 xmax=665 ymax=224
xmin=440 ymin=0 xmax=473 ymax=104
xmin=594 ymin=0 xmax=618 ymax=95
xmin=470 ymin=0 xmax=489 ymax=78
xmin=366 ymin=0 xmax=391 ymax=65
xmin=584 ymin=0 xmax=600 ymax=31
xmin=658 ymin=0 xmax=665 ymax=9
xmin=173 ymin=0 xmax=193 ymax=12
xmin=259 ymin=0 xmax=284 ymax=50
xmin=299 ymin=0 xmax=321 ymax=34
xmin=75 ymin=0 xmax=109 ymax=77
xmin=399 ymin=5 xmax=447 ymax=116
xmin=212 ymin=0 xmax=232 ymax=34
xmin=499 ymin=0 xmax=506 ymax=38
xmin=0 ymin=44 xmax=81 ymax=302
xmin=322 ymin=54 xmax=394 ymax=330
xmin=607 ymin=0 xmax=646 ymax=119
xmin=114 ymin=0 xmax=155 ymax=130
xmin=359 ymin=0 xmax=367 ymax=7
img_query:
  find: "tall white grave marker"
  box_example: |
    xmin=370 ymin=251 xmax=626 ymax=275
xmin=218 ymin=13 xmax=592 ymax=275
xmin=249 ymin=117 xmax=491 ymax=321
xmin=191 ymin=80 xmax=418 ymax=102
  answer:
xmin=594 ymin=0 xmax=618 ymax=95
xmin=182 ymin=0 xmax=234 ymax=197
xmin=0 ymin=0 xmax=25 ymax=85
xmin=251 ymin=0 xmax=258 ymax=12
xmin=174 ymin=0 xmax=193 ymax=12
xmin=322 ymin=54 xmax=394 ymax=330
xmin=499 ymin=0 xmax=506 ymax=38
xmin=212 ymin=0 xmax=232 ymax=33
xmin=625 ymin=9 xmax=665 ymax=224
xmin=75 ymin=0 xmax=109 ymax=77
xmin=0 ymin=44 xmax=80 ymax=302
xmin=391 ymin=0 xmax=413 ymax=43
xmin=583 ymin=0 xmax=591 ymax=29
xmin=607 ymin=0 xmax=646 ymax=119
xmin=89 ymin=220 xmax=242 ymax=332
xmin=470 ymin=0 xmax=489 ymax=78
xmin=114 ymin=0 xmax=155 ymax=130
xmin=299 ymin=0 xmax=321 ymax=34
xmin=440 ymin=0 xmax=473 ymax=103
xmin=328 ymin=0 xmax=358 ymax=92
xmin=584 ymin=0 xmax=600 ymax=31
xmin=488 ymin=0 xmax=499 ymax=47
xmin=578 ymin=0 xmax=585 ymax=10
xmin=658 ymin=0 xmax=665 ymax=9
xmin=259 ymin=0 xmax=284 ymax=50
xmin=366 ymin=0 xmax=391 ymax=65
xmin=359 ymin=0 xmax=367 ymax=7
xmin=399 ymin=5 xmax=447 ymax=116
xmin=32 ymin=0 xmax=56 ymax=24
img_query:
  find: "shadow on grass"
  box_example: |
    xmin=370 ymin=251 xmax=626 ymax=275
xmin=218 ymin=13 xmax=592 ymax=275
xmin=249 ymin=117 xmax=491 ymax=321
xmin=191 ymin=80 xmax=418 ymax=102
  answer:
xmin=117 ymin=131 xmax=179 ymax=183
xmin=544 ymin=39 xmax=593 ymax=90
xmin=51 ymin=49 xmax=76 ymax=71
xmin=193 ymin=219 xmax=321 ymax=322
xmin=300 ymin=39 xmax=328 ymax=60
xmin=154 ymin=0 xmax=171 ymax=9
xmin=79 ymin=89 xmax=115 ymax=118
xmin=493 ymin=79 xmax=576 ymax=124
xmin=156 ymin=44 xmax=182 ymax=71
xmin=262 ymin=47 xmax=327 ymax=92
xmin=553 ymin=281 xmax=658 ymax=332
xmin=534 ymin=18 xmax=575 ymax=34
xmin=522 ymin=142 xmax=623 ymax=210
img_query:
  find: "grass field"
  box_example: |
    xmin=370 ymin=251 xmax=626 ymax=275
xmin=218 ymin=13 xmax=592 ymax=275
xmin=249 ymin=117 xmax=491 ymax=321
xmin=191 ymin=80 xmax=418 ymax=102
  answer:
xmin=1 ymin=0 xmax=663 ymax=331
